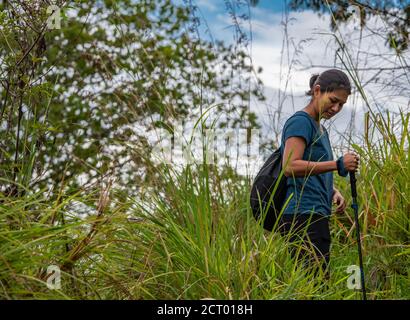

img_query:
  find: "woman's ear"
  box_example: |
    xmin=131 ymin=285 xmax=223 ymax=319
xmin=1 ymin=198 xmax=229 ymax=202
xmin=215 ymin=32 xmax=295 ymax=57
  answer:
xmin=313 ymin=84 xmax=321 ymax=99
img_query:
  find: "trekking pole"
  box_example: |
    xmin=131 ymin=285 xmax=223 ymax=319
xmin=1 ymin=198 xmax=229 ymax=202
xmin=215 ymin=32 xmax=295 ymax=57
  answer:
xmin=349 ymin=170 xmax=367 ymax=300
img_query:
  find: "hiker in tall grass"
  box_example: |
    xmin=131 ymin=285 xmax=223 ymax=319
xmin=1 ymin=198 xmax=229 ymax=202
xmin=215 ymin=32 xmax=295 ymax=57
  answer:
xmin=278 ymin=69 xmax=360 ymax=279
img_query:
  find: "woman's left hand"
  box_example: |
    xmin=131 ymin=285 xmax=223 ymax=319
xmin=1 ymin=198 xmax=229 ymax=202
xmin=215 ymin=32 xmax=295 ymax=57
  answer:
xmin=332 ymin=190 xmax=346 ymax=214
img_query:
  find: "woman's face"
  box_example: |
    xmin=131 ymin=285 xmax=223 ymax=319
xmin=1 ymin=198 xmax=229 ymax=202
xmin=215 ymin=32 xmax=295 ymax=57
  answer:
xmin=314 ymin=86 xmax=349 ymax=119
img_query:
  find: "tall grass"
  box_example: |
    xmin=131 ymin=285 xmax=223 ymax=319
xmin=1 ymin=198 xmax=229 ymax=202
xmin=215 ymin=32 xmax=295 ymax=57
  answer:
xmin=1 ymin=107 xmax=408 ymax=299
xmin=0 ymin=0 xmax=408 ymax=301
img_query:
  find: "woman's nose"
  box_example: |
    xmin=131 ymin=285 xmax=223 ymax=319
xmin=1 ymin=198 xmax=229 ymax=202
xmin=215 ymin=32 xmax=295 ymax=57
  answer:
xmin=331 ymin=104 xmax=341 ymax=112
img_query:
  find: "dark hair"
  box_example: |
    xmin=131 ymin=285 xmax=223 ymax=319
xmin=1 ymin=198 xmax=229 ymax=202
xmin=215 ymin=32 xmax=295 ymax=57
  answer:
xmin=305 ymin=69 xmax=351 ymax=97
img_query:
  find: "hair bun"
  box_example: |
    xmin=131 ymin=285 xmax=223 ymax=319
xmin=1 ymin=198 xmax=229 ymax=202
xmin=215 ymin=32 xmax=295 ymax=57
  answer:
xmin=305 ymin=73 xmax=320 ymax=96
xmin=309 ymin=74 xmax=320 ymax=89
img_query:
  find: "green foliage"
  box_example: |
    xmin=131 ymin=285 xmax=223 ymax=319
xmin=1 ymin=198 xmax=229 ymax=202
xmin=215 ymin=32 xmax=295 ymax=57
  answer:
xmin=0 ymin=0 xmax=408 ymax=300
xmin=0 ymin=0 xmax=264 ymax=198
xmin=0 ymin=110 xmax=408 ymax=299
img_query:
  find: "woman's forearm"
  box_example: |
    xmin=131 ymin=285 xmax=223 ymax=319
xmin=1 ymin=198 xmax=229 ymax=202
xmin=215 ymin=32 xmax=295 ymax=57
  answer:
xmin=284 ymin=159 xmax=337 ymax=177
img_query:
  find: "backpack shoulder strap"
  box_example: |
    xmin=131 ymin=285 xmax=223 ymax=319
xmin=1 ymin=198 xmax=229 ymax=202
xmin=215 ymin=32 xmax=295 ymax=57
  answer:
xmin=281 ymin=112 xmax=316 ymax=152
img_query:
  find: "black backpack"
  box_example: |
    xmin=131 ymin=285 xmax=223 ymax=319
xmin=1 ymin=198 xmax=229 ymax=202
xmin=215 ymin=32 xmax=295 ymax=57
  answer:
xmin=249 ymin=148 xmax=288 ymax=232
xmin=250 ymin=112 xmax=319 ymax=231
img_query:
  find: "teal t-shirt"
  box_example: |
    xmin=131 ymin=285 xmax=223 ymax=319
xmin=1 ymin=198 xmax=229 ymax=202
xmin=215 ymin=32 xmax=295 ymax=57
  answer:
xmin=280 ymin=111 xmax=334 ymax=216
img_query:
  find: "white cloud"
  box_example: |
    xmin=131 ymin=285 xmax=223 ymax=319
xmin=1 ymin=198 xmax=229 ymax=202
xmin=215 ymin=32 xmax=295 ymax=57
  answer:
xmin=247 ymin=9 xmax=409 ymax=136
xmin=194 ymin=2 xmax=409 ymax=154
xmin=249 ymin=10 xmax=335 ymax=93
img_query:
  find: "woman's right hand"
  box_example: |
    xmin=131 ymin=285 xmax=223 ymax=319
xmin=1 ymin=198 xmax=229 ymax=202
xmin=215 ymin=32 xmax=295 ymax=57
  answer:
xmin=343 ymin=152 xmax=360 ymax=172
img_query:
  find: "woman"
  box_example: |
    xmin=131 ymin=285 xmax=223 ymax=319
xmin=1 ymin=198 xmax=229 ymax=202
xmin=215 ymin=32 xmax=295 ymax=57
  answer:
xmin=278 ymin=69 xmax=360 ymax=279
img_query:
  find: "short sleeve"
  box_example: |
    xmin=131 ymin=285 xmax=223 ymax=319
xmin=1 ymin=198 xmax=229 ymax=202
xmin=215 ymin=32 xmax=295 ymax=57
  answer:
xmin=283 ymin=115 xmax=313 ymax=146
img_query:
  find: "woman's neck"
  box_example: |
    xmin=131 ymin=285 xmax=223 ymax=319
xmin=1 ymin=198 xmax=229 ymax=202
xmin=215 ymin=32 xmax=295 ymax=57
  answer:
xmin=301 ymin=105 xmax=324 ymax=134
xmin=302 ymin=104 xmax=320 ymax=125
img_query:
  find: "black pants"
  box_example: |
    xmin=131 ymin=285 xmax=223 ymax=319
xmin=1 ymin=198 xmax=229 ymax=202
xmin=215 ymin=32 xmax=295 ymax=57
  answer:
xmin=278 ymin=213 xmax=331 ymax=279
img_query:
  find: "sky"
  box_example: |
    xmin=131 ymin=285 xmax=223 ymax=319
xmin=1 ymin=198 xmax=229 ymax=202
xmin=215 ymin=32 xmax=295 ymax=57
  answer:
xmin=181 ymin=1 xmax=409 ymax=137
xmin=193 ymin=0 xmax=332 ymax=91
xmin=164 ymin=1 xmax=409 ymax=176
